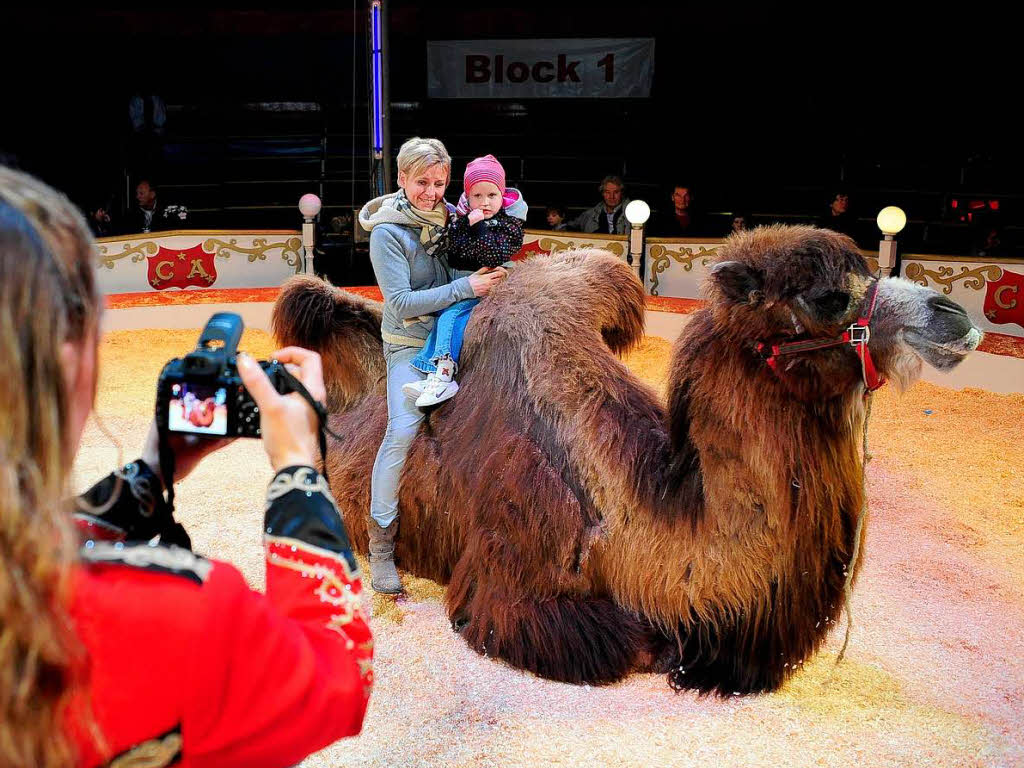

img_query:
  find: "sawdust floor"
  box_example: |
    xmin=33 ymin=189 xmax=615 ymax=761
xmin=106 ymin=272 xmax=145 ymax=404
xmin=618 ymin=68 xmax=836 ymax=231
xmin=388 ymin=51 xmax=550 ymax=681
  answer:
xmin=73 ymin=330 xmax=1024 ymax=768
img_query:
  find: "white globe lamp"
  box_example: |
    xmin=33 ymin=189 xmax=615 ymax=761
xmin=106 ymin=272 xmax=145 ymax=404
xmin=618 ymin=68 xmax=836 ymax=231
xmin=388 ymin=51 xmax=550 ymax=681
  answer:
xmin=876 ymin=206 xmax=907 ymax=236
xmin=625 ymin=199 xmax=651 ymax=226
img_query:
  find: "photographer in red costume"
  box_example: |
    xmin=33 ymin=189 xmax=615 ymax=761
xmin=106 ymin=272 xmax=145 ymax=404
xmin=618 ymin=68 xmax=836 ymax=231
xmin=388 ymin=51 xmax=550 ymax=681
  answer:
xmin=0 ymin=166 xmax=372 ymax=768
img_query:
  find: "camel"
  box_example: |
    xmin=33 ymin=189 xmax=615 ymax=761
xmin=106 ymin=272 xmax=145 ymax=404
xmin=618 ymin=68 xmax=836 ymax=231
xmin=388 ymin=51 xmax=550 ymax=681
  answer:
xmin=272 ymin=225 xmax=981 ymax=695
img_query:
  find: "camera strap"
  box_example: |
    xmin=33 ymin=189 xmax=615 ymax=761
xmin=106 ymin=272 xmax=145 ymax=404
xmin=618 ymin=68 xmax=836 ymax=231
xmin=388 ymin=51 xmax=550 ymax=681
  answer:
xmin=276 ymin=365 xmax=334 ymax=470
xmin=157 ymin=421 xmax=178 ymax=513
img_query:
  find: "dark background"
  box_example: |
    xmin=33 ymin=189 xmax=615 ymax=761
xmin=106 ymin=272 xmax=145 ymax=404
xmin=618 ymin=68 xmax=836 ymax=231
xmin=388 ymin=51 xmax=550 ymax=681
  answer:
xmin=2 ymin=5 xmax=1019 ymax=260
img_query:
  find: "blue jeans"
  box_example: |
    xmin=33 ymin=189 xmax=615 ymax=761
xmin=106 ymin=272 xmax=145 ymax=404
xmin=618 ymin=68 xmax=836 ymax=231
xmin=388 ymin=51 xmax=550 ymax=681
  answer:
xmin=370 ymin=344 xmax=426 ymax=528
xmin=410 ymin=298 xmax=479 ymax=374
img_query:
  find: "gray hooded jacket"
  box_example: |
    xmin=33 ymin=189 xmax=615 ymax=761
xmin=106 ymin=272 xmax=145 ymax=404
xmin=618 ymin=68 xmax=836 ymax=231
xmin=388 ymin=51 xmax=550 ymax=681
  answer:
xmin=359 ymin=193 xmax=475 ymax=348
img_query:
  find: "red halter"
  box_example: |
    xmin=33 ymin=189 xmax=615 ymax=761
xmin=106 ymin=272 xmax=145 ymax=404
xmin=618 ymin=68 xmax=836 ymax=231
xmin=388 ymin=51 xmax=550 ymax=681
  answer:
xmin=755 ymin=280 xmax=885 ymax=393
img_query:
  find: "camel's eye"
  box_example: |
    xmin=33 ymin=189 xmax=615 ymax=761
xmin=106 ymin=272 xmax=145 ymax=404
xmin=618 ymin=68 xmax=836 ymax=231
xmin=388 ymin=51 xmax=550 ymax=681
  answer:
xmin=812 ymin=290 xmax=850 ymax=318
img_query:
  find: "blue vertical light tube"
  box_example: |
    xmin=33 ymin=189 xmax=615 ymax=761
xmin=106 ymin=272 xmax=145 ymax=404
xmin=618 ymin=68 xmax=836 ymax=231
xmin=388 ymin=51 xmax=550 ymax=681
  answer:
xmin=371 ymin=2 xmax=383 ymax=157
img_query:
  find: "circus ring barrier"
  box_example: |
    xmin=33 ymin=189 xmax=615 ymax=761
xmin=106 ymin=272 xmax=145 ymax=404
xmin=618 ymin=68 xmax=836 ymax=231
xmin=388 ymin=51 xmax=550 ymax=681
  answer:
xmin=95 ymin=229 xmax=306 ymax=333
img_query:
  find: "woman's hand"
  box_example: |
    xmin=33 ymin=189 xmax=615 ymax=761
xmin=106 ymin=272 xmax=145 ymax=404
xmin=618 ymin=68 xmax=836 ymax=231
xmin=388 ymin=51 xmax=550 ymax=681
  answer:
xmin=468 ymin=266 xmax=508 ymax=297
xmin=237 ymin=347 xmax=327 ymax=472
xmin=140 ymin=421 xmax=231 ymax=482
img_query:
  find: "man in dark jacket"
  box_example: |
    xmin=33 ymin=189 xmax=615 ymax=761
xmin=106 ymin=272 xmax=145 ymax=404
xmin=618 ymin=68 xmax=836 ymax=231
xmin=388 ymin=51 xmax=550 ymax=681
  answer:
xmin=651 ymin=184 xmax=707 ymax=237
xmin=122 ymin=179 xmax=188 ymax=235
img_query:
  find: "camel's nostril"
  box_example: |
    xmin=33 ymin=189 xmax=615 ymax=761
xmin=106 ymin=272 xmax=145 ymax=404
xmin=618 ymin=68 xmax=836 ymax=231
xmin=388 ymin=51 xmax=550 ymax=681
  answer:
xmin=929 ymin=295 xmax=968 ymax=317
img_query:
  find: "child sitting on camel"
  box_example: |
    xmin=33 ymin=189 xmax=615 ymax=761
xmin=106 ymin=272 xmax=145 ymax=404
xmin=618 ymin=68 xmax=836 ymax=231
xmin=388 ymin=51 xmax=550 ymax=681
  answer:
xmin=403 ymin=154 xmax=527 ymax=407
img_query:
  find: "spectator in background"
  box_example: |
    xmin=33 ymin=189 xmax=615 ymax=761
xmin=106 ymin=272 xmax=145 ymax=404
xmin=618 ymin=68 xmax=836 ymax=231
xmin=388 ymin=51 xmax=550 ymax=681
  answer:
xmin=122 ymin=179 xmax=188 ymax=234
xmin=817 ymin=189 xmax=859 ymax=241
xmin=87 ymin=202 xmax=115 ymax=238
xmin=545 ymin=204 xmax=568 ymax=231
xmin=729 ymin=211 xmax=752 ymax=236
xmin=87 ymin=193 xmax=118 ymax=238
xmin=567 ymin=175 xmax=630 ymax=234
xmin=652 ymin=183 xmax=705 ymax=237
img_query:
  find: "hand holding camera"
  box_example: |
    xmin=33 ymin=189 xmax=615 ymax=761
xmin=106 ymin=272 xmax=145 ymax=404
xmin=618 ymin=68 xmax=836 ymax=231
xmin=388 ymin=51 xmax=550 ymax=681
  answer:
xmin=154 ymin=313 xmax=328 ymax=480
xmin=237 ymin=347 xmax=325 ymax=471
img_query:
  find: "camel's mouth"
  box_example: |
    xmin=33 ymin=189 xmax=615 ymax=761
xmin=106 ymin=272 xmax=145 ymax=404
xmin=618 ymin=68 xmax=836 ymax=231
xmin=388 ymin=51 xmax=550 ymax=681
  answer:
xmin=904 ymin=328 xmax=983 ymax=371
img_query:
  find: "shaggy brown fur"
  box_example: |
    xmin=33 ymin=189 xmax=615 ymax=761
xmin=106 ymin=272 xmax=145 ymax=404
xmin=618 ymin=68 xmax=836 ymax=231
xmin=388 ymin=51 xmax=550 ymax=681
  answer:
xmin=273 ymin=230 xmax=978 ymax=694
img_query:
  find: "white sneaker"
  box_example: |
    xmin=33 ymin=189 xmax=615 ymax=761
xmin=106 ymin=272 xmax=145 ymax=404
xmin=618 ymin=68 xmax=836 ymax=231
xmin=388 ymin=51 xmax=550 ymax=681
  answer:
xmin=416 ymin=378 xmax=459 ymax=407
xmin=402 ymin=377 xmax=430 ymax=400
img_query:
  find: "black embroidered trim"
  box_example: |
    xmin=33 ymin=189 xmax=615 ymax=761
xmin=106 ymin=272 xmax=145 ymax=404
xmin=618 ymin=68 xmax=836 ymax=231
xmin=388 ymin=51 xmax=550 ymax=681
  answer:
xmin=81 ymin=541 xmax=212 ymax=585
xmin=264 ymin=466 xmax=358 ymax=574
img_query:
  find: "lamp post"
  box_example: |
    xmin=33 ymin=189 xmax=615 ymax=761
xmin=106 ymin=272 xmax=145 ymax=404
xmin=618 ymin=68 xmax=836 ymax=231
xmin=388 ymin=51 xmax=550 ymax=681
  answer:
xmin=876 ymin=205 xmax=907 ymax=278
xmin=299 ymin=193 xmax=322 ymax=275
xmin=624 ymin=199 xmax=650 ymax=286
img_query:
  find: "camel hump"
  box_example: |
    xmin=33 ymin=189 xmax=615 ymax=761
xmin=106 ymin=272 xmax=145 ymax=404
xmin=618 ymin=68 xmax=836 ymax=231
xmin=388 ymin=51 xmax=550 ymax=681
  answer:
xmin=502 ymin=248 xmax=646 ymax=355
xmin=272 ymin=275 xmax=386 ymax=412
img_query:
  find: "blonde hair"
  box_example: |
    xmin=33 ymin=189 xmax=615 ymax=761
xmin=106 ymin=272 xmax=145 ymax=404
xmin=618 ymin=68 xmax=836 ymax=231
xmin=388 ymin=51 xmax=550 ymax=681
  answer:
xmin=396 ymin=137 xmax=451 ymax=183
xmin=0 ymin=166 xmax=100 ymax=767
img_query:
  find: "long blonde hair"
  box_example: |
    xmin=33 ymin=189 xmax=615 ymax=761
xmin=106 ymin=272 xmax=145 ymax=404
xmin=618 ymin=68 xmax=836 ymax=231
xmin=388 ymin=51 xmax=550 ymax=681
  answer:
xmin=0 ymin=166 xmax=100 ymax=767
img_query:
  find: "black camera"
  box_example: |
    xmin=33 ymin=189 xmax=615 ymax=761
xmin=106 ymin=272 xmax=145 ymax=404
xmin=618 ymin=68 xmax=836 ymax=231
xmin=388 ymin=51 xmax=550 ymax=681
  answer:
xmin=156 ymin=312 xmax=293 ymax=438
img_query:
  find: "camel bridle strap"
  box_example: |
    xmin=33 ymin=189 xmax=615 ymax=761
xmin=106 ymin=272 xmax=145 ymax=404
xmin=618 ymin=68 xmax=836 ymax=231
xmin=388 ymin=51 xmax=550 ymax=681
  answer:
xmin=837 ymin=391 xmax=873 ymax=665
xmin=756 ymin=280 xmax=886 ymax=394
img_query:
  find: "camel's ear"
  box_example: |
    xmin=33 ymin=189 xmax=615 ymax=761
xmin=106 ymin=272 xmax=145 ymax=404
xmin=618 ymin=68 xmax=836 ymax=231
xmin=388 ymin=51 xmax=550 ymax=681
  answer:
xmin=710 ymin=261 xmax=763 ymax=305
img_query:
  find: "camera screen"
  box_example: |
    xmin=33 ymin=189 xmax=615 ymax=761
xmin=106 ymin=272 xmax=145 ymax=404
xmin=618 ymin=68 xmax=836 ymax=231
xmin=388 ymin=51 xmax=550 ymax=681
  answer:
xmin=167 ymin=383 xmax=228 ymax=436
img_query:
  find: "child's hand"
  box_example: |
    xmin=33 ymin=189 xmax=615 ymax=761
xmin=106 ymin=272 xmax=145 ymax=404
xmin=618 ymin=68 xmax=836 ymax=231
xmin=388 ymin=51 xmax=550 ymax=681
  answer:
xmin=467 ymin=209 xmax=486 ymax=226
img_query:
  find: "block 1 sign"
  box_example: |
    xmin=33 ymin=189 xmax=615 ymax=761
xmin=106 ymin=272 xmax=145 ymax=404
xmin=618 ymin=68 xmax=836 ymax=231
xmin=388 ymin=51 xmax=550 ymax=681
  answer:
xmin=428 ymin=38 xmax=655 ymax=99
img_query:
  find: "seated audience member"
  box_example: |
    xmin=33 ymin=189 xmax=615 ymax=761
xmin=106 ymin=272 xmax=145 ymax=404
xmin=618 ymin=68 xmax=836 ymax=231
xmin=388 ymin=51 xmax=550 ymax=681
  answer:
xmin=816 ymin=189 xmax=859 ymax=241
xmin=652 ymin=184 xmax=705 ymax=237
xmin=546 ymin=204 xmax=569 ymax=231
xmin=123 ymin=178 xmax=189 ymax=234
xmin=567 ymin=175 xmax=631 ymax=234
xmin=0 ymin=166 xmax=372 ymax=768
xmin=729 ymin=211 xmax=753 ymax=235
xmin=87 ymin=197 xmax=116 ymax=238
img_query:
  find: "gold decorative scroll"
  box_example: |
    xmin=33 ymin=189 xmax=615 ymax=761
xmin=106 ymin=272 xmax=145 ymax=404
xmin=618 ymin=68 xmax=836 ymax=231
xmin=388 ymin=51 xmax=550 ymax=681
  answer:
xmin=96 ymin=241 xmax=159 ymax=270
xmin=203 ymin=237 xmax=305 ymax=272
xmin=648 ymin=244 xmax=720 ymax=297
xmin=535 ymin=237 xmax=626 ymax=258
xmin=904 ymin=263 xmax=1004 ymax=295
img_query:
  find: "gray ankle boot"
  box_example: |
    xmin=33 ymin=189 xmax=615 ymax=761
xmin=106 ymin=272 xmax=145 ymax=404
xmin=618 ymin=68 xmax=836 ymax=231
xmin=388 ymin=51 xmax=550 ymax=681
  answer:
xmin=367 ymin=519 xmax=402 ymax=594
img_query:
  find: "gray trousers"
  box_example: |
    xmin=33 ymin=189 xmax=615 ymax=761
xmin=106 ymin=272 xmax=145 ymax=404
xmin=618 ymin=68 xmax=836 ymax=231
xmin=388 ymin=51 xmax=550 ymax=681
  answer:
xmin=370 ymin=344 xmax=426 ymax=528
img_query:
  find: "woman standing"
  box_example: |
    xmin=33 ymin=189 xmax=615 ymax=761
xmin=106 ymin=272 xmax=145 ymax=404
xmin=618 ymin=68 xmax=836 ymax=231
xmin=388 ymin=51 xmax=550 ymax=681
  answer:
xmin=357 ymin=137 xmax=505 ymax=593
xmin=0 ymin=166 xmax=372 ymax=767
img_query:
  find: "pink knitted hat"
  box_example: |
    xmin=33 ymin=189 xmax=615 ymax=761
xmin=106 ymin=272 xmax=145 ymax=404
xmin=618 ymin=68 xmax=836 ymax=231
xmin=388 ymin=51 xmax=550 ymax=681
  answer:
xmin=463 ymin=154 xmax=506 ymax=195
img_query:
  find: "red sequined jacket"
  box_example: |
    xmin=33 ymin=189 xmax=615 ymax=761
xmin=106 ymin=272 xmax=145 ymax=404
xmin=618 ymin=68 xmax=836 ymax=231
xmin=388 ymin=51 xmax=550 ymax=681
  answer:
xmin=68 ymin=462 xmax=372 ymax=768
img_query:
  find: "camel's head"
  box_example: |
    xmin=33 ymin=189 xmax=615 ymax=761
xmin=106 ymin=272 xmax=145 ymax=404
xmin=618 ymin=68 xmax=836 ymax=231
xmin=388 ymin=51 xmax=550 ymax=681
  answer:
xmin=707 ymin=225 xmax=982 ymax=396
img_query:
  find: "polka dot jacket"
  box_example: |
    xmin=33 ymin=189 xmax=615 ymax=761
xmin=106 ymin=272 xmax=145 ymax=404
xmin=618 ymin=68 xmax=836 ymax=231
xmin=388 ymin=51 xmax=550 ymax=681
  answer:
xmin=443 ymin=208 xmax=526 ymax=270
